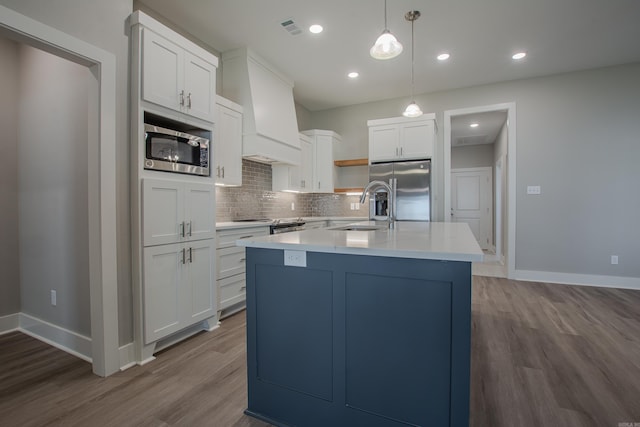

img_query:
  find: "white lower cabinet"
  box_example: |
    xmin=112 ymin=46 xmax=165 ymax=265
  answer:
xmin=216 ymin=226 xmax=269 ymax=318
xmin=305 ymin=220 xmax=327 ymax=229
xmin=143 ymin=239 xmax=216 ymax=343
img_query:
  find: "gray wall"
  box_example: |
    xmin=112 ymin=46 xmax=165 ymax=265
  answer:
xmin=311 ymin=63 xmax=640 ymax=278
xmin=0 ymin=37 xmax=20 ymax=317
xmin=451 ymin=144 xmax=494 ymax=169
xmin=0 ymin=0 xmax=133 ymax=343
xmin=18 ymin=45 xmax=91 ymax=334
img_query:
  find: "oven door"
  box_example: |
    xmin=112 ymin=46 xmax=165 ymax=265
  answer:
xmin=144 ymin=124 xmax=210 ymax=176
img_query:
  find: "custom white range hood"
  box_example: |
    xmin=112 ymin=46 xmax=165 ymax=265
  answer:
xmin=222 ymin=47 xmax=300 ymax=165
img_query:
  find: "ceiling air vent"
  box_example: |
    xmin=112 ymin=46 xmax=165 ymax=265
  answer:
xmin=280 ymin=18 xmax=302 ymax=36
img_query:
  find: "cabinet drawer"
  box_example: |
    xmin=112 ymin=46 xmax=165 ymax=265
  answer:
xmin=217 ymin=246 xmax=246 ymax=279
xmin=218 ymin=273 xmax=246 ymax=310
xmin=217 ymin=226 xmax=269 ymax=249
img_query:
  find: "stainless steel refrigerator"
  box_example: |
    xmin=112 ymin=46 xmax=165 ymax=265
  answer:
xmin=369 ymin=160 xmax=431 ymax=221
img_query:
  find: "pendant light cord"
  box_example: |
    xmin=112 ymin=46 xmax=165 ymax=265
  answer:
xmin=410 ymin=14 xmax=415 ymax=102
xmin=384 ymin=0 xmax=388 ymax=30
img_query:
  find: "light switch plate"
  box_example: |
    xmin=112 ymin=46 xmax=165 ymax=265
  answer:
xmin=527 ymin=185 xmax=541 ymax=195
xmin=284 ymin=250 xmax=306 ymax=267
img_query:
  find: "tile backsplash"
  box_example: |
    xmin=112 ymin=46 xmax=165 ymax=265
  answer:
xmin=216 ymin=159 xmax=367 ymax=221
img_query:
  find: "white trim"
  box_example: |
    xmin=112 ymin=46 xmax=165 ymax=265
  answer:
xmin=443 ymin=102 xmax=516 ymax=280
xmin=119 ymin=343 xmax=137 ymax=371
xmin=514 ymin=270 xmax=640 ymax=291
xmin=0 ymin=5 xmax=119 ymax=376
xmin=19 ymin=313 xmax=92 ymax=362
xmin=0 ymin=313 xmax=20 ymax=333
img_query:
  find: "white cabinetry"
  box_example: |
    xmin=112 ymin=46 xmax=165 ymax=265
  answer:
xmin=141 ymin=178 xmax=216 ymax=344
xmin=302 ymin=130 xmax=341 ymax=193
xmin=368 ymin=115 xmax=436 ymax=163
xmin=143 ymin=239 xmax=215 ymax=343
xmin=272 ymin=133 xmax=313 ymax=192
xmin=305 ymin=220 xmax=327 ymax=229
xmin=141 ymin=28 xmax=216 ymax=122
xmin=214 ymin=96 xmax=243 ymax=186
xmin=143 ymin=179 xmax=215 ymax=246
xmin=216 ymin=226 xmax=269 ymax=318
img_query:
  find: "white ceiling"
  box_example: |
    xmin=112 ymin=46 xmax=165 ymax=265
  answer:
xmin=451 ymin=111 xmax=507 ymax=147
xmin=138 ymin=0 xmax=640 ymax=112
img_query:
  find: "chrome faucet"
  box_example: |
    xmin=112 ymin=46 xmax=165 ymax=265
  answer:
xmin=360 ymin=180 xmax=395 ymax=228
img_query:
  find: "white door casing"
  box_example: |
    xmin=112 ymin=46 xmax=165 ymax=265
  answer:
xmin=451 ymin=167 xmax=493 ymax=250
xmin=0 ymin=5 xmax=119 ymax=376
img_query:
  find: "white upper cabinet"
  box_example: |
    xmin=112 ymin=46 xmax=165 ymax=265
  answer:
xmin=142 ymin=179 xmax=215 ymax=246
xmin=302 ymin=129 xmax=341 ymax=193
xmin=141 ymin=28 xmax=216 ymax=122
xmin=368 ymin=115 xmax=436 ymax=163
xmin=214 ymin=96 xmax=243 ymax=186
xmin=272 ymin=133 xmax=313 ymax=192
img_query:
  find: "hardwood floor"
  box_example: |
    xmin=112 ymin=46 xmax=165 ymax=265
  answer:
xmin=1 ymin=277 xmax=639 ymax=426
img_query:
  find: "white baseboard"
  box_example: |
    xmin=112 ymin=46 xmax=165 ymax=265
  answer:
xmin=118 ymin=342 xmax=136 ymax=371
xmin=19 ymin=313 xmax=92 ymax=362
xmin=514 ymin=270 xmax=640 ymax=290
xmin=0 ymin=313 xmax=20 ymax=334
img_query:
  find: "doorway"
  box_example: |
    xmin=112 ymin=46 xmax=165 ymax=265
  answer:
xmin=443 ymin=103 xmax=516 ymax=278
xmin=0 ymin=5 xmax=119 ymax=376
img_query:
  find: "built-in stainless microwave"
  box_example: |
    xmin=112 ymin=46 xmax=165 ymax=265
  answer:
xmin=144 ymin=123 xmax=210 ymax=176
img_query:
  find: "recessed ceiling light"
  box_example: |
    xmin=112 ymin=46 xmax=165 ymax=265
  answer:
xmin=470 ymin=123 xmax=479 ymax=128
xmin=348 ymin=72 xmax=359 ymax=78
xmin=512 ymin=52 xmax=526 ymax=60
xmin=437 ymin=53 xmax=450 ymax=61
xmin=309 ymin=24 xmax=323 ymax=34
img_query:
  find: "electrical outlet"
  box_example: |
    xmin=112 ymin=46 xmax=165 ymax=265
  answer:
xmin=291 ymin=202 xmax=295 ymax=211
xmin=355 ymin=202 xmax=360 ymax=210
xmin=284 ymin=250 xmax=306 ymax=267
xmin=527 ymin=185 xmax=541 ymax=195
xmin=350 ymin=203 xmax=355 ymax=210
xmin=51 ymin=290 xmax=57 ymax=306
xmin=611 ymin=255 xmax=619 ymax=265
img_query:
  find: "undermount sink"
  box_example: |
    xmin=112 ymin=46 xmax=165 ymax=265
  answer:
xmin=332 ymin=224 xmax=387 ymax=231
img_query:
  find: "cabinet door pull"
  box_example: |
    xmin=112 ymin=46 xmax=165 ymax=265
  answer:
xmin=221 ymin=166 xmax=225 ymax=178
xmin=179 ymin=222 xmax=185 ymax=238
xmin=187 ymin=221 xmax=192 ymax=237
xmin=239 ymin=257 xmax=246 ymax=262
xmin=187 ymin=93 xmax=192 ymax=108
xmin=395 ymin=147 xmax=398 ymax=156
xmin=217 ymin=166 xmax=221 ymax=177
xmin=179 ymin=90 xmax=185 ymax=106
xmin=181 ymin=248 xmax=186 ymax=264
xmin=188 ymin=247 xmax=193 ymax=263
xmin=240 ymin=286 xmax=246 ymax=291
xmin=400 ymin=146 xmax=403 ymax=156
xmin=318 ymin=181 xmax=320 ymax=189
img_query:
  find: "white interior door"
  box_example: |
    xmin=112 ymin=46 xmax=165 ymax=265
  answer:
xmin=451 ymin=167 xmax=492 ymax=249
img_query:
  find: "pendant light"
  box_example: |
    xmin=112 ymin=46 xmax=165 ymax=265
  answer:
xmin=370 ymin=0 xmax=403 ymax=60
xmin=403 ymin=10 xmax=423 ymax=118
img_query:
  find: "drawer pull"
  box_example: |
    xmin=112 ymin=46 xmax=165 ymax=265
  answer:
xmin=240 ymin=286 xmax=246 ymax=291
xmin=239 ymin=258 xmax=246 ymax=262
xmin=239 ymin=235 xmax=253 ymax=239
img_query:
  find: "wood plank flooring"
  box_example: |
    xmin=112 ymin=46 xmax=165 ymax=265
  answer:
xmin=1 ymin=277 xmax=639 ymax=426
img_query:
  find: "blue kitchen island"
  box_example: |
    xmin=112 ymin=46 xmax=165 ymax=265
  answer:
xmin=237 ymin=222 xmax=483 ymax=427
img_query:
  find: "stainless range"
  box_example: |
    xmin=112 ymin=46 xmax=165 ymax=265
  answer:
xmin=270 ymin=218 xmax=306 ymax=234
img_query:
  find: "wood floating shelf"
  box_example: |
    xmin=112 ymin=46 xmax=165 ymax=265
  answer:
xmin=334 ymin=187 xmax=364 ymax=194
xmin=334 ymin=158 xmax=368 ymax=167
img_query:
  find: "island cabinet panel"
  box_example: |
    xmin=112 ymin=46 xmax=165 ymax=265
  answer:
xmin=244 ymin=248 xmax=471 ymax=427
xmin=345 ymin=273 xmax=452 ymax=426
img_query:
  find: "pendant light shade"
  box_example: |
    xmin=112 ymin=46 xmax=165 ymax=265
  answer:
xmin=403 ymin=102 xmax=423 ymax=118
xmin=370 ymin=0 xmax=403 ymax=60
xmin=402 ymin=10 xmax=423 ymax=118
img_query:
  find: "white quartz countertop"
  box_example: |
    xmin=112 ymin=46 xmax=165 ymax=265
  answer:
xmin=216 ymin=217 xmax=367 ymax=230
xmin=236 ymin=221 xmax=484 ymax=262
